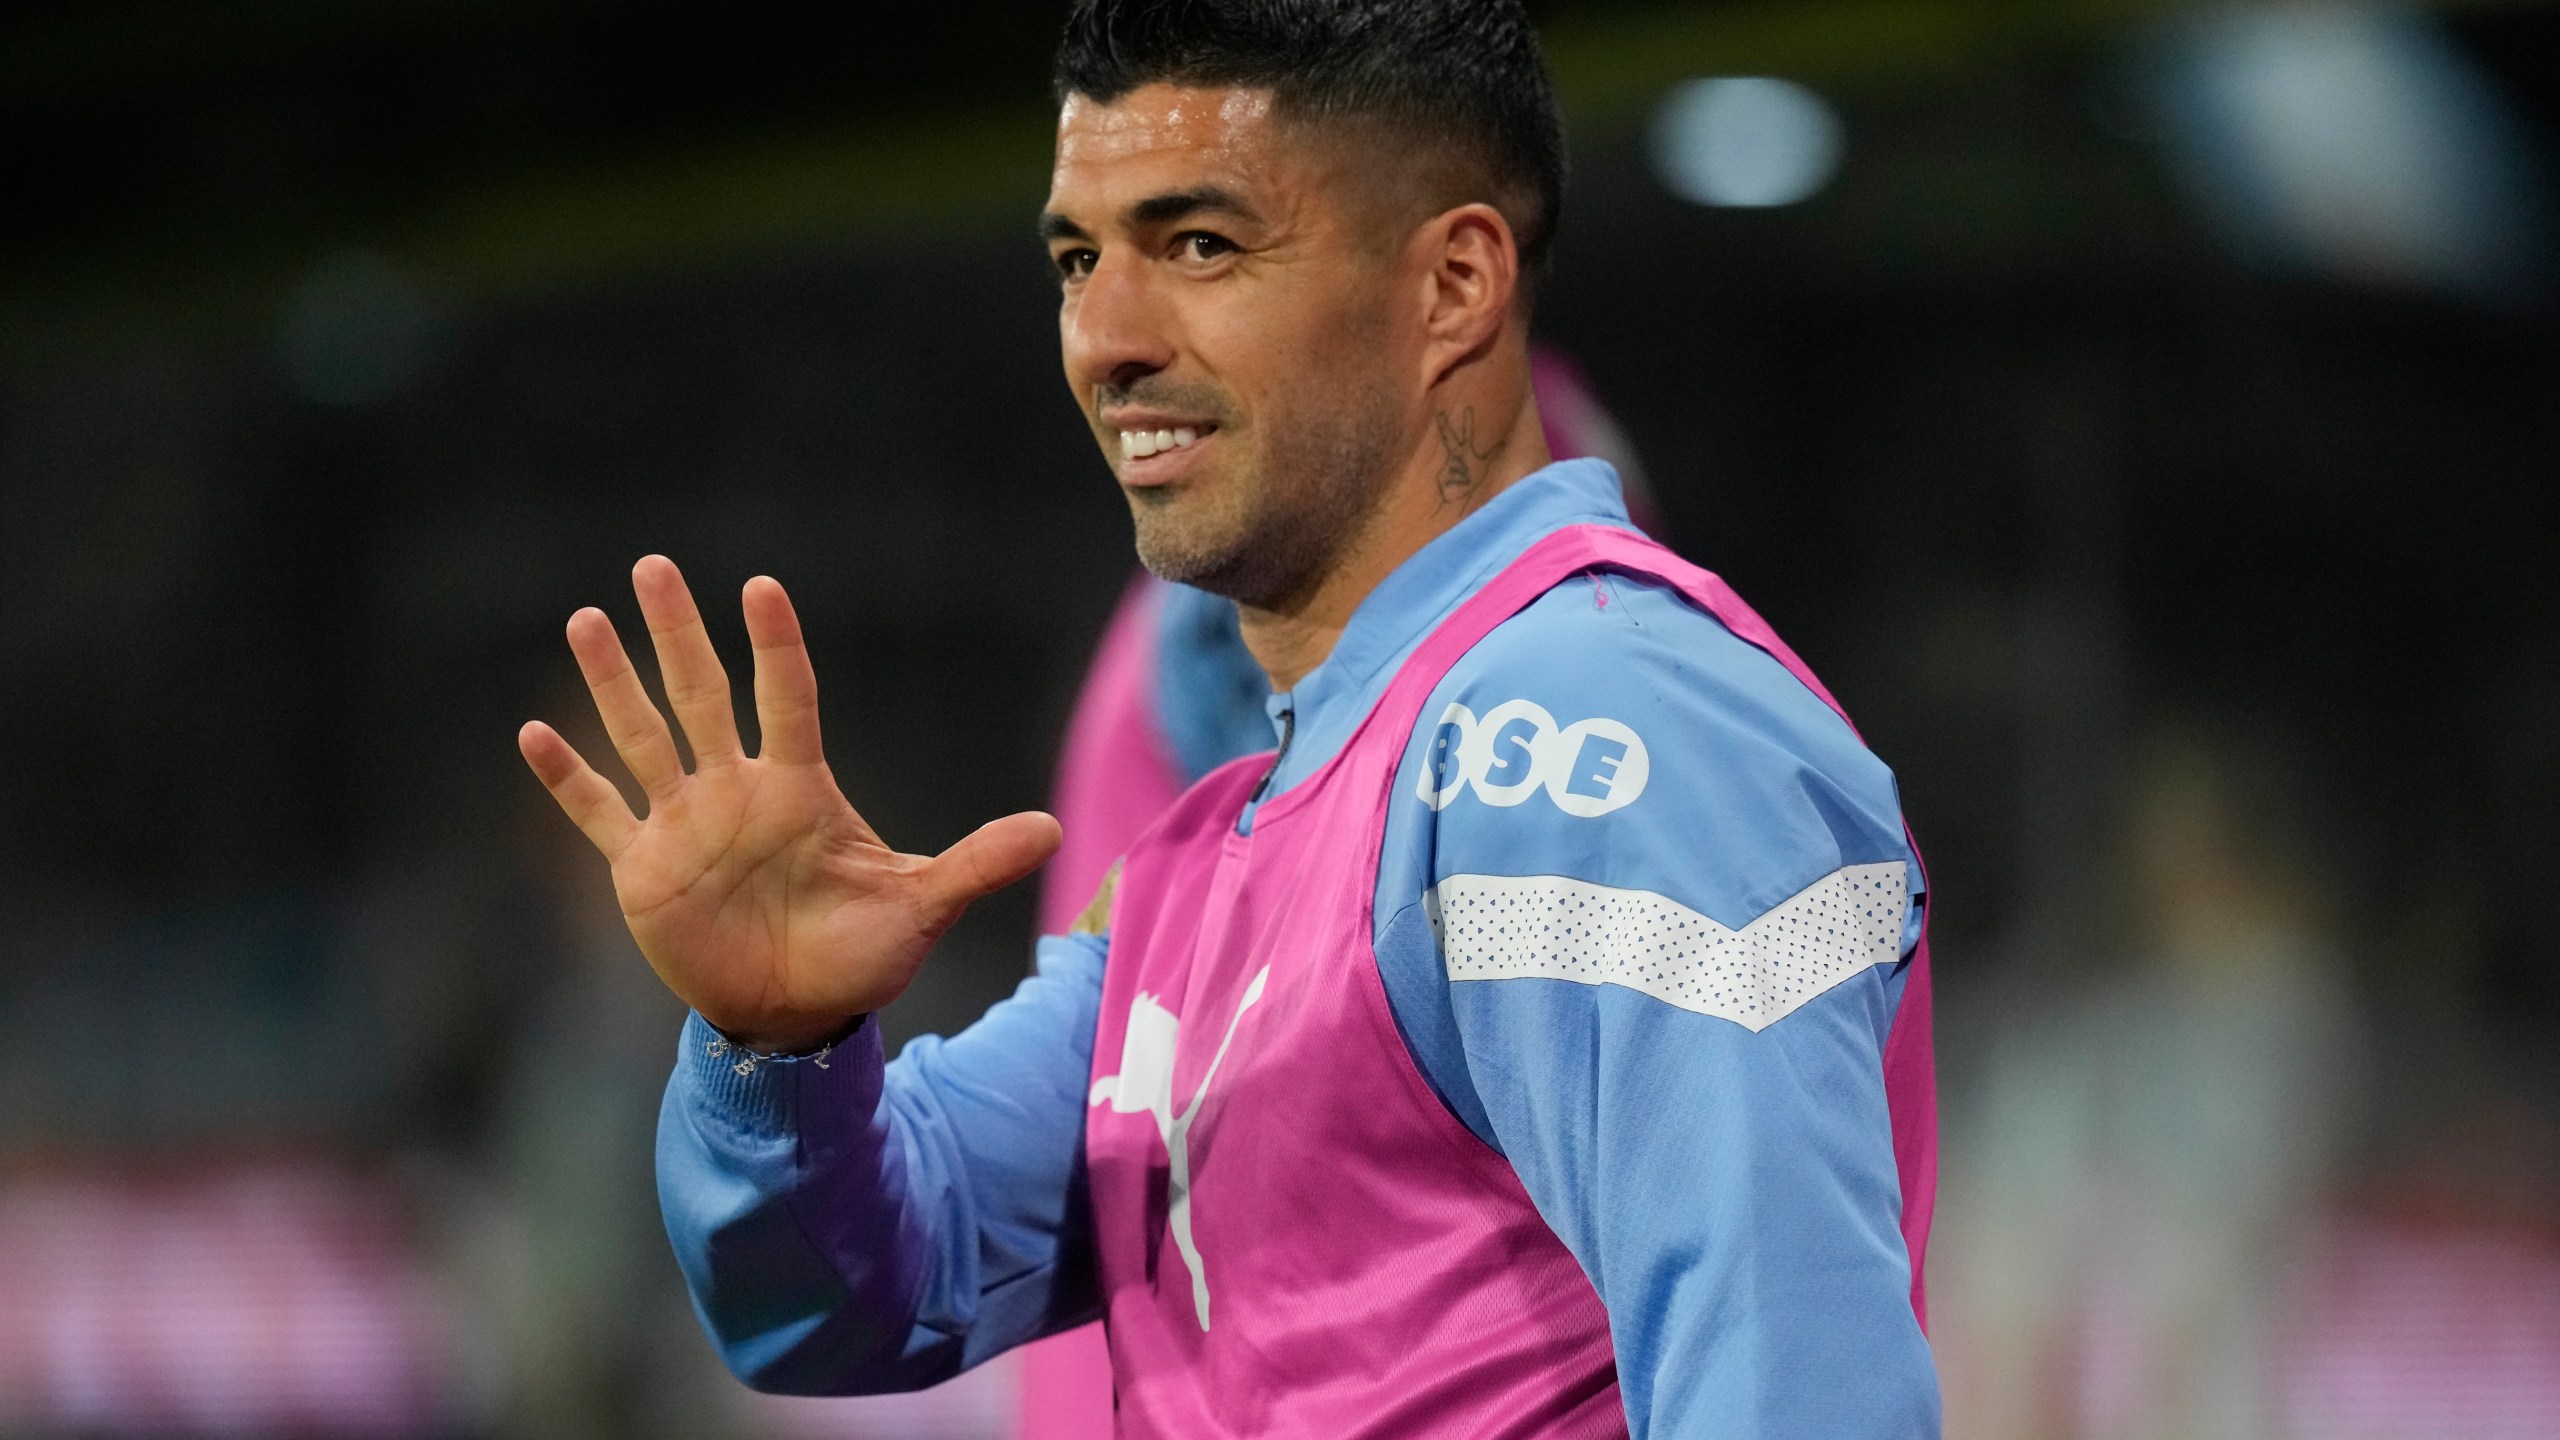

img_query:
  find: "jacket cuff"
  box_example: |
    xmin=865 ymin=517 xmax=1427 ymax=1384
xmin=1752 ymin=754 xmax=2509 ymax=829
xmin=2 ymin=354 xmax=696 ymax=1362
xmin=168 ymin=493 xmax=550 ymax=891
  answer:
xmin=675 ymin=1009 xmax=884 ymax=1137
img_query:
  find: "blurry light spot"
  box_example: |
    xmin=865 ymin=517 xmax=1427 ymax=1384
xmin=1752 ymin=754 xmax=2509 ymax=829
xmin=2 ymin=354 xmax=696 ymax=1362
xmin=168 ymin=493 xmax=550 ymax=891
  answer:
xmin=277 ymin=251 xmax=450 ymax=407
xmin=1649 ymin=77 xmax=1845 ymax=209
xmin=2141 ymin=4 xmax=2550 ymax=303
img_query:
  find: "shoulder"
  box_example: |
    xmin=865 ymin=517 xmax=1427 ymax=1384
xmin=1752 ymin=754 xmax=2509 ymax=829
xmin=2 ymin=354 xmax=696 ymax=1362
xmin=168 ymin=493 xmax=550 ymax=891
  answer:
xmin=1391 ymin=565 xmax=1911 ymax=929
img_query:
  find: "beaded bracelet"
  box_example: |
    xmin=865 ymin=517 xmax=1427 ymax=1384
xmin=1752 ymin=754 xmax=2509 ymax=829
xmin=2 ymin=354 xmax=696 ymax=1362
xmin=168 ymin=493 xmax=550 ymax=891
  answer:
xmin=702 ymin=1016 xmax=865 ymax=1078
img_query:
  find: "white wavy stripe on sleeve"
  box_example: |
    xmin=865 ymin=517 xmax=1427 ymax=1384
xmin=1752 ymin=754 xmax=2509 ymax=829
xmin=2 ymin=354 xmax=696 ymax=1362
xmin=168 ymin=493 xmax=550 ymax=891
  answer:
xmin=1431 ymin=863 xmax=1907 ymax=1032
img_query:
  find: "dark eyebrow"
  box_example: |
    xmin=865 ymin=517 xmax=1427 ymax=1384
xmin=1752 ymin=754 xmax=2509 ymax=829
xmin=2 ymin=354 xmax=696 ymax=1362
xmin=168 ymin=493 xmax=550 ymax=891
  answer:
xmin=1035 ymin=186 xmax=1258 ymax=245
xmin=1128 ymin=186 xmax=1257 ymax=229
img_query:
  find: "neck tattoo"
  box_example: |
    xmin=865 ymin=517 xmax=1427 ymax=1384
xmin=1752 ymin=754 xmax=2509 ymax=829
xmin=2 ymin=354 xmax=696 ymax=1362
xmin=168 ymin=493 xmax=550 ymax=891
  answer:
xmin=1435 ymin=406 xmax=1499 ymax=509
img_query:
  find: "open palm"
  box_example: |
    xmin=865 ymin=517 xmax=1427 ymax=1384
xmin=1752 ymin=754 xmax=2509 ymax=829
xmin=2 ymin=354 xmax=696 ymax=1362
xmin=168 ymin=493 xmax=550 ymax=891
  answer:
xmin=518 ymin=557 xmax=1060 ymax=1052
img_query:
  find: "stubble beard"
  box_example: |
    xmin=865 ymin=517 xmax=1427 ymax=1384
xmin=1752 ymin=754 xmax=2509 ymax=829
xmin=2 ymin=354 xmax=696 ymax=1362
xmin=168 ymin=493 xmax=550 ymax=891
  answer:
xmin=1128 ymin=389 xmax=1402 ymax=610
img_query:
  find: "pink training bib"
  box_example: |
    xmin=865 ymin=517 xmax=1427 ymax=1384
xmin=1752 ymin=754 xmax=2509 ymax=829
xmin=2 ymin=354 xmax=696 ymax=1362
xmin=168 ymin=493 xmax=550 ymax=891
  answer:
xmin=1084 ymin=525 xmax=1937 ymax=1436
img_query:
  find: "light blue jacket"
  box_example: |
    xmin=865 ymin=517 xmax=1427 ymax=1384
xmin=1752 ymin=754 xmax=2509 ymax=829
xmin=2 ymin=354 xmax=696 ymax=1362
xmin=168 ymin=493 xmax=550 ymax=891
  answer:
xmin=657 ymin=460 xmax=1941 ymax=1436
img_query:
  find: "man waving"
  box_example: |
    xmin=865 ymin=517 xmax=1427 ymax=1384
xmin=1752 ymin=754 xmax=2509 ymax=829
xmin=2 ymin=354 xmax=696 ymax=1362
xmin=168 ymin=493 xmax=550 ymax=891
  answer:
xmin=520 ymin=2 xmax=1941 ymax=1434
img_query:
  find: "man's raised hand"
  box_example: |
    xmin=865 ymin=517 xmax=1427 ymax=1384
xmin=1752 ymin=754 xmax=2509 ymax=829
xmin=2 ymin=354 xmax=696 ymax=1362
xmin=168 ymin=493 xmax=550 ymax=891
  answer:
xmin=517 ymin=556 xmax=1061 ymax=1051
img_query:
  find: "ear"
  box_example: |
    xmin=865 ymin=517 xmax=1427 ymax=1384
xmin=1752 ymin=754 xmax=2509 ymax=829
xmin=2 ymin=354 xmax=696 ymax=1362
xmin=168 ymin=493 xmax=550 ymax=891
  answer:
xmin=1417 ymin=203 xmax=1521 ymax=389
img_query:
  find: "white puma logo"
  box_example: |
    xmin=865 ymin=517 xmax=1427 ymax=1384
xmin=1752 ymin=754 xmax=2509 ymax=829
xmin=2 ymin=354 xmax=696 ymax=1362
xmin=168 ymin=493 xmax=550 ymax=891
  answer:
xmin=1088 ymin=966 xmax=1272 ymax=1331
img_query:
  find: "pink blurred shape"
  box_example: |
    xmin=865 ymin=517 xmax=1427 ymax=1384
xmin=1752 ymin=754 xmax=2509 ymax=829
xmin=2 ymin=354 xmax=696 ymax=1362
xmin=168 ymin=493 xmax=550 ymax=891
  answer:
xmin=0 ymin=1160 xmax=453 ymax=1437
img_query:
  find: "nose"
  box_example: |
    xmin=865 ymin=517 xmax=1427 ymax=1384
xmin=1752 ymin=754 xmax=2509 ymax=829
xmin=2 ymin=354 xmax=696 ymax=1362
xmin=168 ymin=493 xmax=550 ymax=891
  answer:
xmin=1061 ymin=248 xmax=1176 ymax=399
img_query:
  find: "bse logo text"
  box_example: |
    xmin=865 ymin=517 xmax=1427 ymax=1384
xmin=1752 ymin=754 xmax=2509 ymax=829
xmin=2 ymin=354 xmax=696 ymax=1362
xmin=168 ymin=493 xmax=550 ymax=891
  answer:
xmin=1415 ymin=700 xmax=1650 ymax=817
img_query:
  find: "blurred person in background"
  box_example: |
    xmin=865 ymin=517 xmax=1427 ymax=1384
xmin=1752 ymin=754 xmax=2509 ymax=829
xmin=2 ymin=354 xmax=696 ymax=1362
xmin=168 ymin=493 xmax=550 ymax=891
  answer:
xmin=1936 ymin=719 xmax=2360 ymax=1440
xmin=1019 ymin=345 xmax=1656 ymax=1437
xmin=519 ymin=0 xmax=1940 ymax=1434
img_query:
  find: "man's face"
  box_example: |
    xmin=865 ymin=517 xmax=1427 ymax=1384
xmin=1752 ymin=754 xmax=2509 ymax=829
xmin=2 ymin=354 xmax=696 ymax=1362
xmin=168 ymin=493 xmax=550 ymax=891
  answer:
xmin=1043 ymin=84 xmax=1418 ymax=605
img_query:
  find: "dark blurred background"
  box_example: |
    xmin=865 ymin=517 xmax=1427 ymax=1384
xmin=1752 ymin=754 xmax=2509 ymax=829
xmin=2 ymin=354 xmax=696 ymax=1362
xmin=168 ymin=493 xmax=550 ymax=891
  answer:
xmin=3 ymin=2 xmax=2557 ymax=1437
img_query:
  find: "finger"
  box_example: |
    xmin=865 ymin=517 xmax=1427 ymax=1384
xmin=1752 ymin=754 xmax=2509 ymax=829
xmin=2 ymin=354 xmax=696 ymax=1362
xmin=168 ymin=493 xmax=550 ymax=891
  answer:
xmin=565 ymin=606 xmax=686 ymax=797
xmin=741 ymin=576 xmax=825 ymax=766
xmin=916 ymin=811 xmax=1063 ymax=928
xmin=518 ymin=720 xmax=641 ymax=856
xmin=632 ymin=555 xmax=743 ymax=768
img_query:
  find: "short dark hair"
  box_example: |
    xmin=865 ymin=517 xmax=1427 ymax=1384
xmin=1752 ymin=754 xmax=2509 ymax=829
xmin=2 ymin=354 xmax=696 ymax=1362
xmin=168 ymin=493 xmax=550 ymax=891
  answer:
xmin=1054 ymin=0 xmax=1566 ymax=284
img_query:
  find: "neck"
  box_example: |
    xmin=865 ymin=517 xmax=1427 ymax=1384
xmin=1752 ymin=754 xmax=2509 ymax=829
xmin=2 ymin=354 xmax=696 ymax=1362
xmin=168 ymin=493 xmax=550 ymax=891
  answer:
xmin=1237 ymin=357 xmax=1551 ymax=692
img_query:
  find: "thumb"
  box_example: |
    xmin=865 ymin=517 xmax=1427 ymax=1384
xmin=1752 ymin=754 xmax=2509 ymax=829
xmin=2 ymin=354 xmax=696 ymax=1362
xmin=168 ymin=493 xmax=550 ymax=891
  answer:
xmin=915 ymin=811 xmax=1064 ymax=928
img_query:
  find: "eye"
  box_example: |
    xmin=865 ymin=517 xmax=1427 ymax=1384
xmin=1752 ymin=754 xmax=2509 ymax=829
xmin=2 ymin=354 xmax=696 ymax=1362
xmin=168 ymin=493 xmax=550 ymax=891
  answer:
xmin=1054 ymin=247 xmax=1099 ymax=281
xmin=1177 ymin=232 xmax=1237 ymax=263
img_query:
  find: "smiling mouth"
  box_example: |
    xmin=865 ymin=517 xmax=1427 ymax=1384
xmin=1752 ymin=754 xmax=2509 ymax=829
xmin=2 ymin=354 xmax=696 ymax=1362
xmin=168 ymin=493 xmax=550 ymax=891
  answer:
xmin=1117 ymin=425 xmax=1211 ymax=462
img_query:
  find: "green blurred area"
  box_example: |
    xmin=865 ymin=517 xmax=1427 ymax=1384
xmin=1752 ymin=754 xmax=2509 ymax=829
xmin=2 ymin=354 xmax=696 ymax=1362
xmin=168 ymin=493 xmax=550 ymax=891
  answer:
xmin=8 ymin=0 xmax=2540 ymax=323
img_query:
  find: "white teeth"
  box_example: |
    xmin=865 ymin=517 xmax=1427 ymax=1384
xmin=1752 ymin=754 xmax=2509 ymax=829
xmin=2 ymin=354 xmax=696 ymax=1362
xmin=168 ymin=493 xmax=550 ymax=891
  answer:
xmin=1119 ymin=426 xmax=1208 ymax=461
